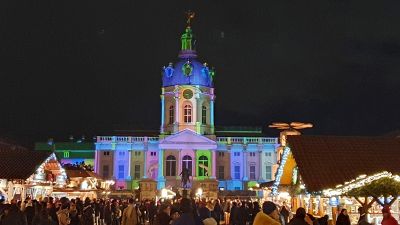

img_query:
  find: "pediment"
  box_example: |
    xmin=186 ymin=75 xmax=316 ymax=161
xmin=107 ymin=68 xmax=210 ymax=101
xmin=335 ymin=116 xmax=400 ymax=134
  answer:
xmin=159 ymin=129 xmax=217 ymax=149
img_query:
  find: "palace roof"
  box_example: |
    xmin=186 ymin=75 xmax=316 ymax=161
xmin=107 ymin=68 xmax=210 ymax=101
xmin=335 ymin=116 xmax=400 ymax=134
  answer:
xmin=287 ymin=135 xmax=400 ymax=192
xmin=0 ymin=141 xmax=52 ymax=179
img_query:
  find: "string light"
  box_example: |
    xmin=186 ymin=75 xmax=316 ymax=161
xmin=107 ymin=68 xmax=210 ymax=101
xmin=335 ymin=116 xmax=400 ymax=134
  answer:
xmin=323 ymin=171 xmax=396 ymax=197
xmin=272 ymin=146 xmax=291 ymax=195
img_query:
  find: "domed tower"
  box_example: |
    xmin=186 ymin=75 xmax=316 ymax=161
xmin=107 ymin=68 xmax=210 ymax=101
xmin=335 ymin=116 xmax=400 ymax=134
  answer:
xmin=160 ymin=13 xmax=215 ymax=135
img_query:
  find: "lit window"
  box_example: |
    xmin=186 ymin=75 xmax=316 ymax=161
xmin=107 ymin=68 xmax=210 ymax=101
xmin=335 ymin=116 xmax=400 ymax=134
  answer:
xmin=182 ymin=155 xmax=192 ymax=176
xmin=103 ymin=165 xmax=109 ymax=178
xmin=218 ymin=166 xmax=224 ymax=180
xmin=250 ymin=166 xmax=256 ymax=180
xmin=202 ymin=106 xmax=207 ymax=124
xmin=198 ymin=155 xmax=209 ymax=177
xmin=166 ymin=155 xmax=176 ymax=176
xmin=183 ymin=104 xmax=192 ymax=123
xmin=118 ymin=165 xmax=124 ymax=179
xmin=169 ymin=105 xmax=174 ymax=124
xmin=234 ymin=166 xmax=240 ymax=179
xmin=266 ymin=166 xmax=272 ymax=180
xmin=134 ymin=165 xmax=140 ymax=179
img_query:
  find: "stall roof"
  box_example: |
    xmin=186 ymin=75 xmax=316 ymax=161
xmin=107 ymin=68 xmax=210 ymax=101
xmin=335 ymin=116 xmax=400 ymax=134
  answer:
xmin=0 ymin=141 xmax=52 ymax=179
xmin=66 ymin=169 xmax=102 ymax=179
xmin=287 ymin=135 xmax=400 ymax=192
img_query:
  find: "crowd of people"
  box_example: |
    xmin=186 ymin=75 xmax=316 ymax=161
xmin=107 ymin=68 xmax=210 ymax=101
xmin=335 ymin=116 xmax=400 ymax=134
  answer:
xmin=0 ymin=196 xmax=398 ymax=225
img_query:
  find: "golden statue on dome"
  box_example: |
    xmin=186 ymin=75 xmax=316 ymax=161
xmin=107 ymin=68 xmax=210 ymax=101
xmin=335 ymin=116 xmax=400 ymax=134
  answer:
xmin=186 ymin=11 xmax=195 ymax=27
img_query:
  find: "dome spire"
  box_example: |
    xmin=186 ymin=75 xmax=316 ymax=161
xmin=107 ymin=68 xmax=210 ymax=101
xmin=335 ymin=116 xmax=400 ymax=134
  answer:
xmin=179 ymin=11 xmax=197 ymax=58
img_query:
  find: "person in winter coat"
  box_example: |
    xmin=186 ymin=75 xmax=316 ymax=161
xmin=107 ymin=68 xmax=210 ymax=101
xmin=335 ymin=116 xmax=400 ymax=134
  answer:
xmin=336 ymin=209 xmax=350 ymax=225
xmin=68 ymin=202 xmax=80 ymax=225
xmin=357 ymin=207 xmax=371 ymax=225
xmin=121 ymin=198 xmax=139 ymax=225
xmin=1 ymin=203 xmax=28 ymax=225
xmin=82 ymin=198 xmax=95 ymax=225
xmin=104 ymin=201 xmax=113 ymax=225
xmin=288 ymin=208 xmax=312 ymax=225
xmin=172 ymin=198 xmax=196 ymax=225
xmin=213 ymin=200 xmax=223 ymax=225
xmin=57 ymin=203 xmax=71 ymax=225
xmin=32 ymin=208 xmax=57 ymax=225
xmin=253 ymin=201 xmax=281 ymax=225
xmin=229 ymin=202 xmax=240 ymax=225
xmin=154 ymin=204 xmax=171 ymax=225
xmin=381 ymin=206 xmax=399 ymax=225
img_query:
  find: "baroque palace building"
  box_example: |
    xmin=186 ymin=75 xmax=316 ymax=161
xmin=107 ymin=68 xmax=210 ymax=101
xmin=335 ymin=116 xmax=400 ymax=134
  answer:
xmin=94 ymin=17 xmax=279 ymax=192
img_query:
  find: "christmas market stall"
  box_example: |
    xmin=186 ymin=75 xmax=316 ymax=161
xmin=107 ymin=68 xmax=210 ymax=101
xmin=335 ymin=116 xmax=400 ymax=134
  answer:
xmin=271 ymin=135 xmax=400 ymax=224
xmin=0 ymin=140 xmax=66 ymax=202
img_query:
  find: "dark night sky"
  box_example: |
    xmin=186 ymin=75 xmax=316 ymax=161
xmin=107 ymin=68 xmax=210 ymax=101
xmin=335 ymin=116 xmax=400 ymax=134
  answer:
xmin=1 ymin=0 xmax=400 ymax=143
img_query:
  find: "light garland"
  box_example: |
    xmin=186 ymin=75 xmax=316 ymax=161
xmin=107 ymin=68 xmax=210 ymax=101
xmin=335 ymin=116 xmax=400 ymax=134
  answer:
xmin=272 ymin=146 xmax=291 ymax=195
xmin=322 ymin=171 xmax=397 ymax=197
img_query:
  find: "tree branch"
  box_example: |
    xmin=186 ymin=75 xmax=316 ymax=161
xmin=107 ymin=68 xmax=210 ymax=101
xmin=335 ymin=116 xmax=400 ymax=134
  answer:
xmin=388 ymin=196 xmax=398 ymax=206
xmin=354 ymin=197 xmax=364 ymax=205
xmin=373 ymin=197 xmax=384 ymax=207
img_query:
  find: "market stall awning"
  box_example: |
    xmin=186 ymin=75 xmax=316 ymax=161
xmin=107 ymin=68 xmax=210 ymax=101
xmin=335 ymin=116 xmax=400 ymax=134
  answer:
xmin=286 ymin=135 xmax=400 ymax=192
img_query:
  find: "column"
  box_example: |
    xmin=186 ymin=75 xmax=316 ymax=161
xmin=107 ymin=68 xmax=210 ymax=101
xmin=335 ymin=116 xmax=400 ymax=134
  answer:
xmin=174 ymin=88 xmax=180 ymax=133
xmin=242 ymin=146 xmax=248 ymax=181
xmin=258 ymin=148 xmax=264 ymax=181
xmin=211 ymin=150 xmax=216 ymax=179
xmin=127 ymin=151 xmax=132 ymax=180
xmin=177 ymin=149 xmax=182 ymax=179
xmin=210 ymin=89 xmax=215 ymax=134
xmin=160 ymin=92 xmax=165 ymax=134
xmin=94 ymin=150 xmax=99 ymax=173
xmin=142 ymin=150 xmax=148 ymax=178
xmin=196 ymin=95 xmax=202 ymax=133
xmin=157 ymin=149 xmax=165 ymax=189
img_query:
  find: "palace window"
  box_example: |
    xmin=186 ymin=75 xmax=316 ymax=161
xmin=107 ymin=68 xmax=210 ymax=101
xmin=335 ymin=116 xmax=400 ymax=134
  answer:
xmin=250 ymin=165 xmax=256 ymax=180
xmin=202 ymin=106 xmax=207 ymax=124
xmin=134 ymin=165 xmax=140 ymax=179
xmin=169 ymin=105 xmax=174 ymax=124
xmin=103 ymin=151 xmax=110 ymax=156
xmin=118 ymin=151 xmax=125 ymax=156
xmin=234 ymin=152 xmax=240 ymax=157
xmin=134 ymin=151 xmax=141 ymax=156
xmin=183 ymin=104 xmax=192 ymax=123
xmin=249 ymin=152 xmax=256 ymax=157
xmin=265 ymin=152 xmax=272 ymax=157
xmin=266 ymin=165 xmax=272 ymax=180
xmin=150 ymin=152 xmax=157 ymax=156
xmin=198 ymin=155 xmax=209 ymax=177
xmin=218 ymin=166 xmax=224 ymax=180
xmin=118 ymin=165 xmax=124 ymax=179
xmin=218 ymin=152 xmax=224 ymax=157
xmin=103 ymin=165 xmax=109 ymax=178
xmin=166 ymin=155 xmax=176 ymax=176
xmin=182 ymin=155 xmax=192 ymax=176
xmin=234 ymin=166 xmax=240 ymax=179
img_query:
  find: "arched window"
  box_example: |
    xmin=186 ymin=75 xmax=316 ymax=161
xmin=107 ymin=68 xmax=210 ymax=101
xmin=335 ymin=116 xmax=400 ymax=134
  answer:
xmin=166 ymin=155 xmax=176 ymax=176
xmin=198 ymin=155 xmax=209 ymax=177
xmin=202 ymin=106 xmax=207 ymax=124
xmin=183 ymin=104 xmax=192 ymax=123
xmin=169 ymin=105 xmax=174 ymax=124
xmin=182 ymin=155 xmax=192 ymax=176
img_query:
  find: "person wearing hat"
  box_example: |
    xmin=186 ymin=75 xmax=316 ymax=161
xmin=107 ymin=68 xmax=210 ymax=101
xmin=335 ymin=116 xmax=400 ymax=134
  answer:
xmin=253 ymin=201 xmax=281 ymax=225
xmin=381 ymin=206 xmax=399 ymax=225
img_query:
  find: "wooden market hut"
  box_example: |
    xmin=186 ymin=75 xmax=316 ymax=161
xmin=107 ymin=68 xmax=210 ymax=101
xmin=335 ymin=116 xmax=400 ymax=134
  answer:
xmin=0 ymin=140 xmax=65 ymax=202
xmin=272 ymin=135 xmax=400 ymax=221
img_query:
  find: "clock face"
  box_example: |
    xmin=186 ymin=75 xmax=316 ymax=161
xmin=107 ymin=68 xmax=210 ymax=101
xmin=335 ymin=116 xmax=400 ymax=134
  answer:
xmin=183 ymin=89 xmax=193 ymax=99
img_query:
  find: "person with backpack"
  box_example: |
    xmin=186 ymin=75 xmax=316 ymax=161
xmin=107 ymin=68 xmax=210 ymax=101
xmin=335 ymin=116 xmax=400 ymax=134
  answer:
xmin=81 ymin=198 xmax=95 ymax=225
xmin=121 ymin=198 xmax=138 ymax=225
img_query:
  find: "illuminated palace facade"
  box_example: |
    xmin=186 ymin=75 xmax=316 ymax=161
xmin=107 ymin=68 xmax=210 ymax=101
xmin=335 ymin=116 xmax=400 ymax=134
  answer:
xmin=95 ymin=20 xmax=279 ymax=191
